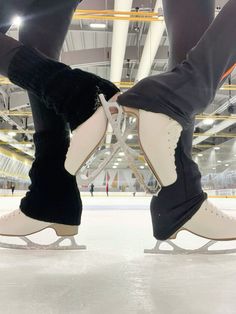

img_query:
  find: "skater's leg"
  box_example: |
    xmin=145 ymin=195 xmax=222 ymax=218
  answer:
xmin=18 ymin=0 xmax=80 ymax=133
xmin=0 ymin=1 xmax=82 ymax=225
xmin=0 ymin=0 xmax=34 ymax=34
xmin=163 ymin=0 xmax=215 ymax=70
xmin=0 ymin=2 xmax=118 ymax=226
xmin=117 ymin=0 xmax=236 ymax=129
xmin=150 ymin=0 xmax=215 ymax=239
xmin=18 ymin=0 xmax=82 ymax=225
xmin=0 ymin=0 xmax=118 ymax=226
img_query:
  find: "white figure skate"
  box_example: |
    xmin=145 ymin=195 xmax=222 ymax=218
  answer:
xmin=0 ymin=209 xmax=86 ymax=250
xmin=65 ymin=94 xmax=182 ymax=195
xmin=144 ymin=199 xmax=236 ymax=255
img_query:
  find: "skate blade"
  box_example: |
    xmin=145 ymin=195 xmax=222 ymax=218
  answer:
xmin=144 ymin=230 xmax=236 ymax=255
xmin=144 ymin=240 xmax=236 ymax=255
xmin=0 ymin=236 xmax=87 ymax=250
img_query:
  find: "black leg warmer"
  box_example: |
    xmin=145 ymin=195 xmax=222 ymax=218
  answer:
xmin=20 ymin=130 xmax=82 ymax=225
xmin=8 ymin=46 xmax=120 ymax=130
xmin=150 ymin=137 xmax=207 ymax=241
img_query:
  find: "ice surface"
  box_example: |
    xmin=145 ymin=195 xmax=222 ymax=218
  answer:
xmin=0 ymin=196 xmax=236 ymax=314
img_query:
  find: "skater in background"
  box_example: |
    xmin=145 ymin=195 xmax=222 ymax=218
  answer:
xmin=90 ymin=183 xmax=94 ymax=197
xmin=11 ymin=184 xmax=15 ymax=195
xmin=105 ymin=182 xmax=109 ymax=197
xmin=0 ymin=0 xmax=118 ymax=237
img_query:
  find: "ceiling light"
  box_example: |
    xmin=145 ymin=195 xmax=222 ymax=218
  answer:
xmin=26 ymin=144 xmax=32 ymax=148
xmin=203 ymin=118 xmax=214 ymax=126
xmin=8 ymin=132 xmax=16 ymax=137
xmin=112 ymin=166 xmax=117 ymax=169
xmin=90 ymin=23 xmax=106 ymax=29
xmin=12 ymin=16 xmax=22 ymax=27
xmin=114 ymin=162 xmax=119 ymax=166
xmin=225 ymin=164 xmax=229 ymax=167
xmin=117 ymin=158 xmax=122 ymax=162
xmin=127 ymin=134 xmax=133 ymax=140
xmin=214 ymin=147 xmax=220 ymax=150
xmin=212 ymin=167 xmax=216 ymax=170
xmin=140 ymin=166 xmax=144 ymax=169
xmin=119 ymin=152 xmax=125 ymax=156
xmin=198 ymin=153 xmax=203 ymax=157
xmin=217 ymin=160 xmax=222 ymax=163
xmin=105 ymin=151 xmax=111 ymax=155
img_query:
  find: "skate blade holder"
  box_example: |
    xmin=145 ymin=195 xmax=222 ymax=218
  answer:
xmin=76 ymin=94 xmax=161 ymax=195
xmin=144 ymin=231 xmax=236 ymax=255
xmin=0 ymin=233 xmax=87 ymax=250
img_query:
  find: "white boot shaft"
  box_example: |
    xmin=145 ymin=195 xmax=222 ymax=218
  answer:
xmin=139 ymin=110 xmax=182 ymax=186
xmin=65 ymin=95 xmax=183 ymax=191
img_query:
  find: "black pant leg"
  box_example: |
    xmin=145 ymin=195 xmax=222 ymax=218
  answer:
xmin=118 ymin=0 xmax=236 ymax=129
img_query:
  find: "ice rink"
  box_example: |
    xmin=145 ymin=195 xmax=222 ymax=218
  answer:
xmin=0 ymin=196 xmax=236 ymax=314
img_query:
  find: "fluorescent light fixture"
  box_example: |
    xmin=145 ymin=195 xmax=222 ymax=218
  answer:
xmin=112 ymin=166 xmax=117 ymax=169
xmin=119 ymin=152 xmax=125 ymax=156
xmin=212 ymin=167 xmax=216 ymax=170
xmin=214 ymin=147 xmax=220 ymax=150
xmin=105 ymin=151 xmax=111 ymax=155
xmin=90 ymin=23 xmax=106 ymax=29
xmin=217 ymin=160 xmax=222 ymax=163
xmin=140 ymin=166 xmax=144 ymax=169
xmin=8 ymin=132 xmax=16 ymax=137
xmin=203 ymin=118 xmax=214 ymax=126
xmin=225 ymin=164 xmax=229 ymax=166
xmin=198 ymin=153 xmax=203 ymax=157
xmin=12 ymin=16 xmax=22 ymax=27
xmin=127 ymin=134 xmax=133 ymax=140
xmin=117 ymin=158 xmax=122 ymax=161
xmin=114 ymin=162 xmax=119 ymax=166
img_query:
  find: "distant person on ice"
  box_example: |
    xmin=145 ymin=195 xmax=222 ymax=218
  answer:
xmin=11 ymin=184 xmax=15 ymax=195
xmin=90 ymin=183 xmax=94 ymax=197
xmin=106 ymin=183 xmax=109 ymax=197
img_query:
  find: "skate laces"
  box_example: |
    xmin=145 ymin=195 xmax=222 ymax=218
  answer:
xmin=206 ymin=201 xmax=234 ymax=220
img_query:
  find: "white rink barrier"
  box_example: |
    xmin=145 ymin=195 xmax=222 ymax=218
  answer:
xmin=0 ymin=189 xmax=26 ymax=196
xmin=207 ymin=189 xmax=236 ymax=196
xmin=80 ymin=191 xmax=148 ymax=197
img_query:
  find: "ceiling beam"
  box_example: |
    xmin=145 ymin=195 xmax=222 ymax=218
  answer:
xmin=61 ymin=46 xmax=168 ymax=66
